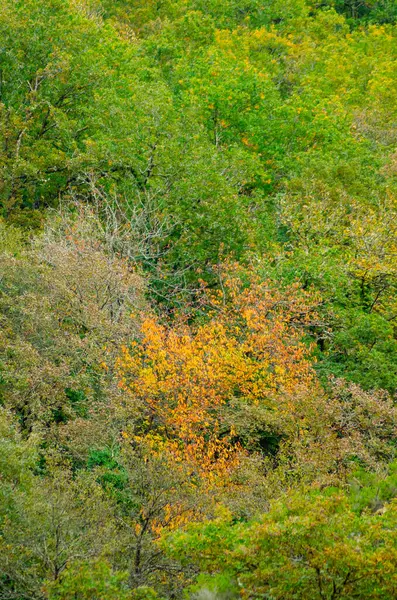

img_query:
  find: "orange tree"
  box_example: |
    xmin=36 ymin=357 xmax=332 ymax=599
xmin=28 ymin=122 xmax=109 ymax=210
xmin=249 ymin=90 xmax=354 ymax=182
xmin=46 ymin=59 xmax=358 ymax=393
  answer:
xmin=116 ymin=265 xmax=397 ymax=499
xmin=115 ymin=266 xmax=319 ymax=485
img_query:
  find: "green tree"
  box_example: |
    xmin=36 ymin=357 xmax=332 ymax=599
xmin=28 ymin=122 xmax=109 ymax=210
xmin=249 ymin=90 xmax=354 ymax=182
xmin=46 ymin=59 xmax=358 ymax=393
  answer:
xmin=165 ymin=487 xmax=397 ymax=599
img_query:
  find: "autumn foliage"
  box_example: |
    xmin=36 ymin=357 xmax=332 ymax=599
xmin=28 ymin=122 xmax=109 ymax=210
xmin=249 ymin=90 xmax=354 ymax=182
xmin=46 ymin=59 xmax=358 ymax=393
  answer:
xmin=116 ymin=268 xmax=397 ymax=501
xmin=115 ymin=269 xmax=316 ymax=481
xmin=2 ymin=0 xmax=397 ymax=598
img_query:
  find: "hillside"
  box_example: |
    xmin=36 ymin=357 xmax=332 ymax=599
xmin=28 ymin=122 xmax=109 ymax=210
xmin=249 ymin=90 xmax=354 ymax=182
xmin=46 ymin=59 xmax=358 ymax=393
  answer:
xmin=1 ymin=1 xmax=397 ymax=598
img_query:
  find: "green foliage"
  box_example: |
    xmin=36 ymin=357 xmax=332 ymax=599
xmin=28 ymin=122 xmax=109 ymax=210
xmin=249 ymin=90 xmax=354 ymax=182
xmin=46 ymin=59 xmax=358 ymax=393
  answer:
xmin=87 ymin=447 xmax=131 ymax=506
xmin=325 ymin=0 xmax=397 ymax=23
xmin=2 ymin=0 xmax=397 ymax=598
xmin=0 ymin=457 xmax=116 ymax=598
xmin=165 ymin=480 xmax=397 ymax=599
xmin=0 ymin=409 xmax=38 ymax=519
xmin=45 ymin=559 xmax=131 ymax=600
xmin=0 ymin=0 xmax=264 ymax=295
xmin=349 ymin=461 xmax=397 ymax=513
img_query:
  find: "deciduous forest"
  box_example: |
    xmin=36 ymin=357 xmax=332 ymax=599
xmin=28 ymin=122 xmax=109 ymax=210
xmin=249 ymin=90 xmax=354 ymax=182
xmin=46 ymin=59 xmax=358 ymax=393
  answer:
xmin=1 ymin=1 xmax=397 ymax=598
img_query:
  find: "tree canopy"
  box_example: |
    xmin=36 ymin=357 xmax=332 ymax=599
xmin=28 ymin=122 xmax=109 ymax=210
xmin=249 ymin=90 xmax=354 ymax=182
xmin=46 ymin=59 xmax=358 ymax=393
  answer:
xmin=1 ymin=0 xmax=397 ymax=598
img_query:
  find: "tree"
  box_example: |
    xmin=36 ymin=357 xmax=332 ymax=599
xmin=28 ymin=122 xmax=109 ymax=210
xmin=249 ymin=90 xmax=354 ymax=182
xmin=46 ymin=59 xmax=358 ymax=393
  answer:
xmin=116 ymin=267 xmax=318 ymax=480
xmin=0 ymin=211 xmax=144 ymax=435
xmin=0 ymin=457 xmax=116 ymax=599
xmin=45 ymin=559 xmax=131 ymax=600
xmin=165 ymin=486 xmax=397 ymax=599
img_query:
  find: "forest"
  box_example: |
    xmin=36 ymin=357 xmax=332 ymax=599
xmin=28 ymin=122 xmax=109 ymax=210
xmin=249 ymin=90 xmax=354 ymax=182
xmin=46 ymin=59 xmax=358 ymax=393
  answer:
xmin=1 ymin=0 xmax=397 ymax=598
